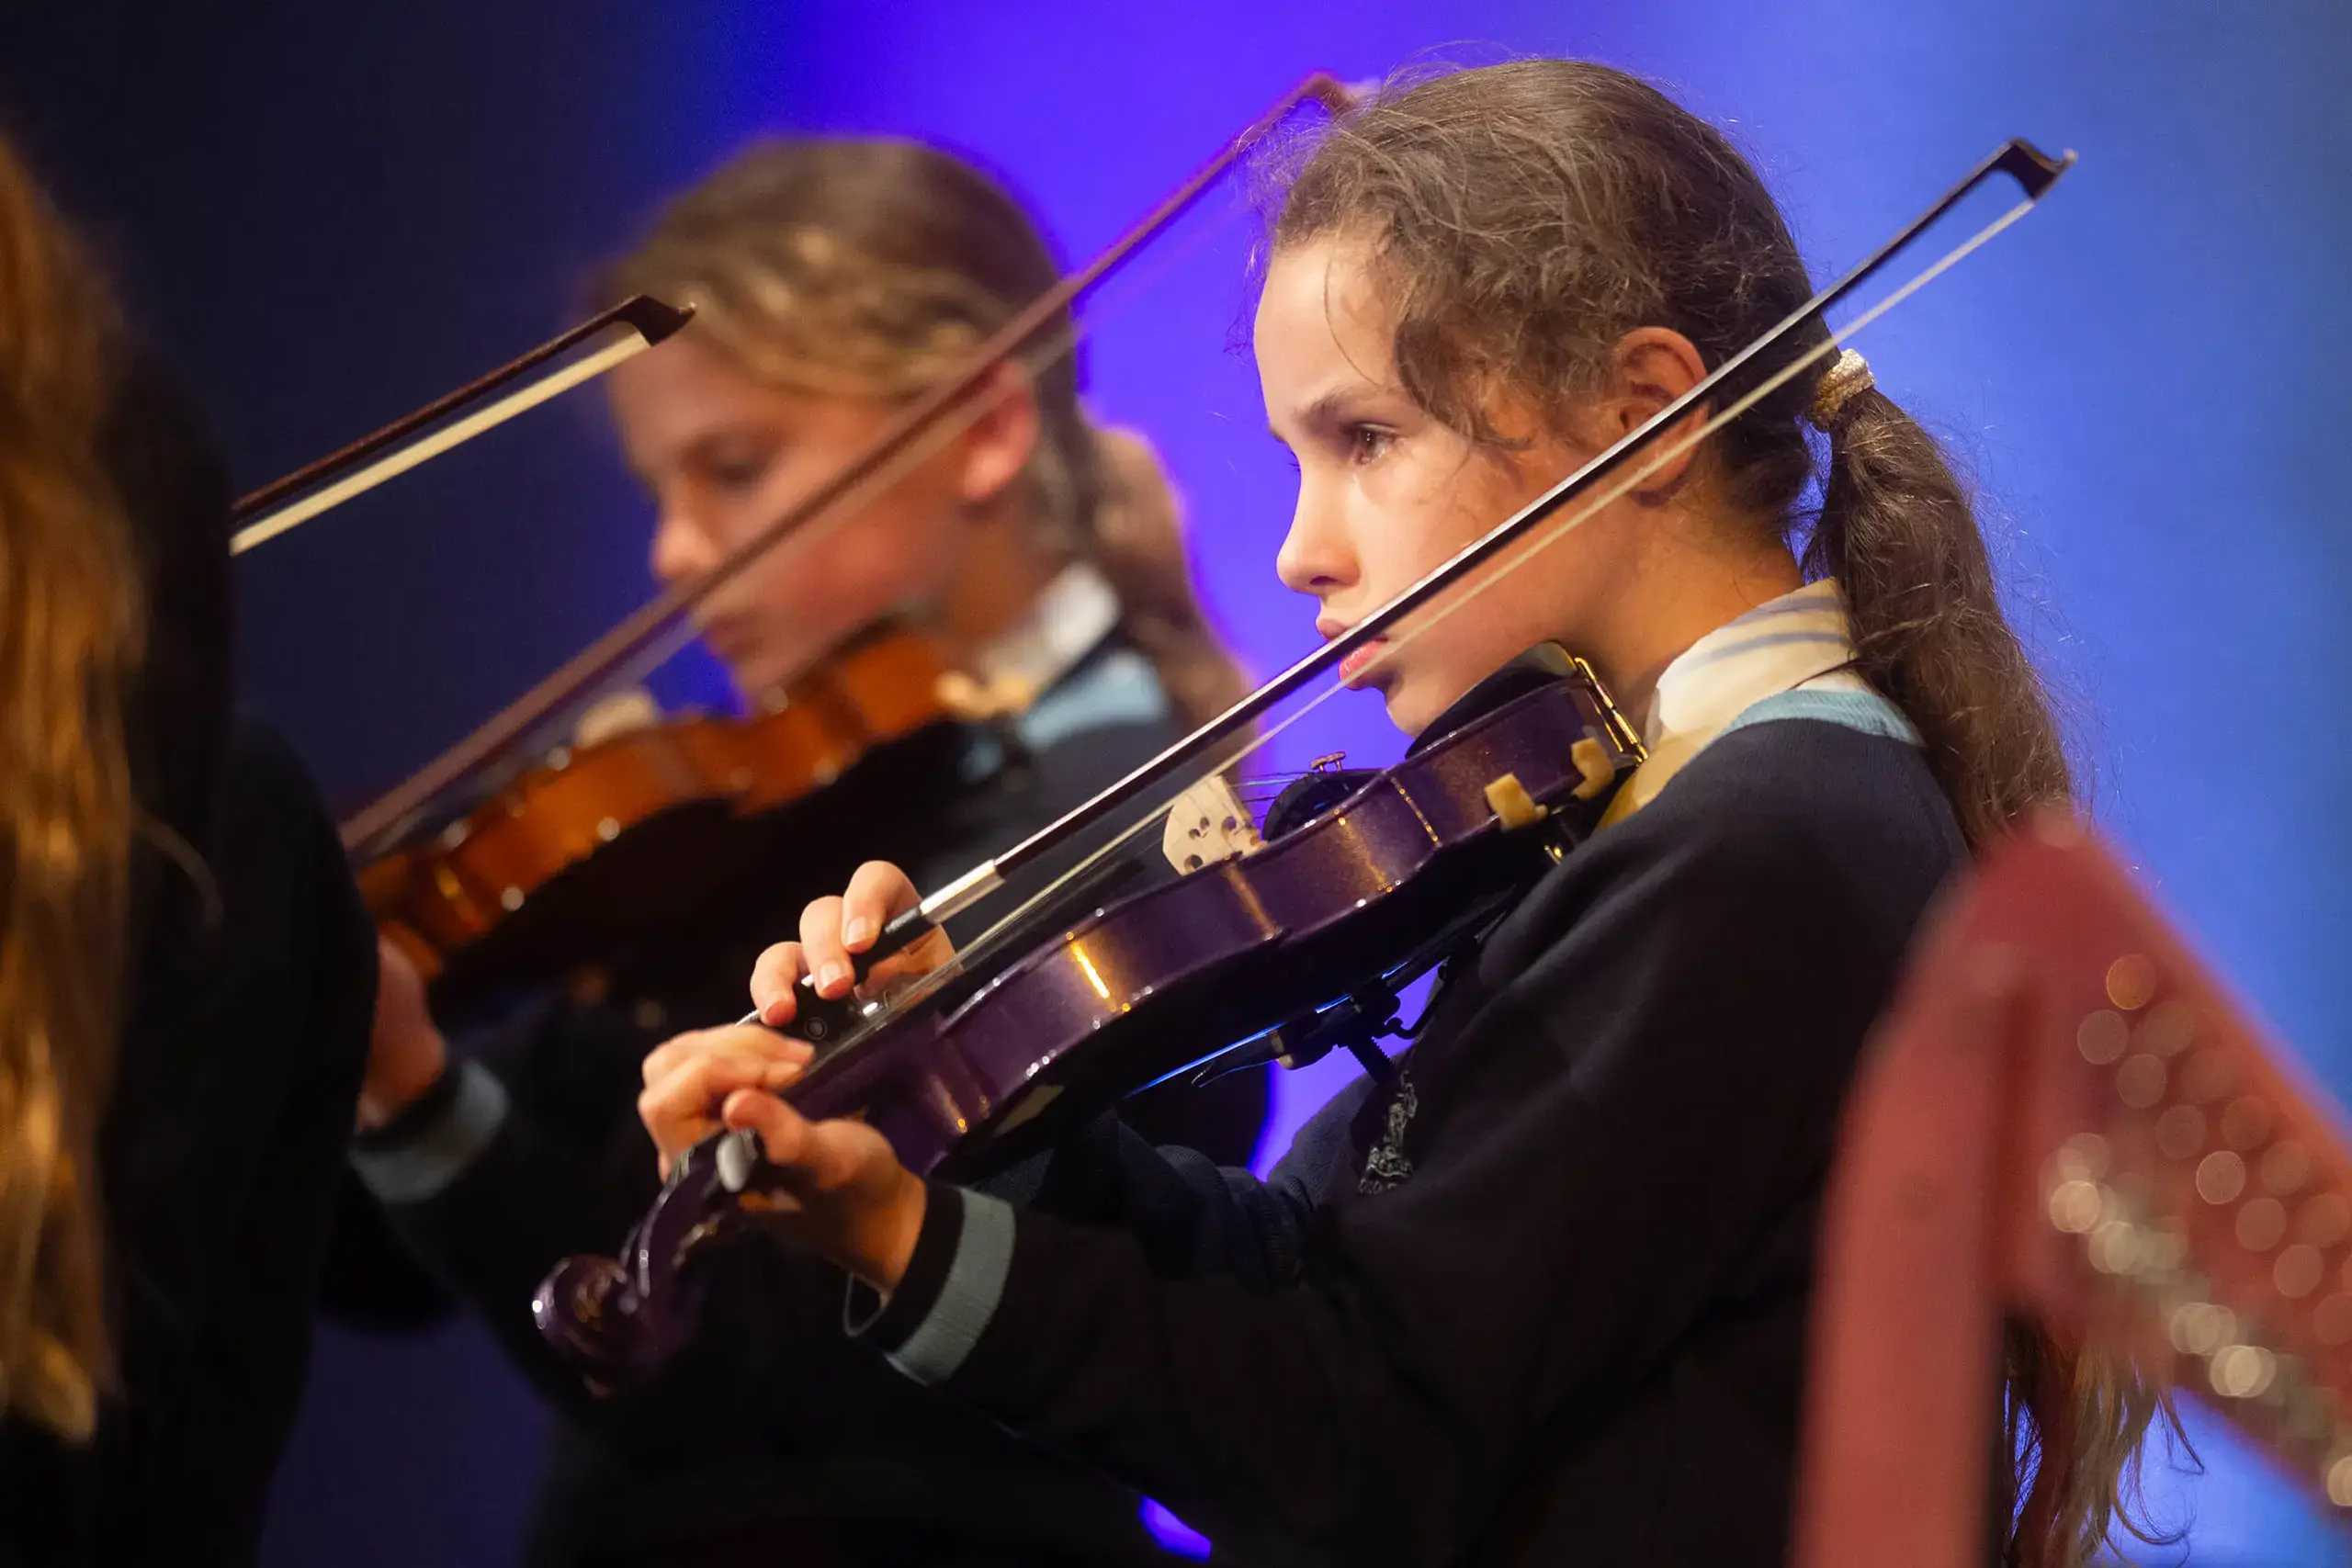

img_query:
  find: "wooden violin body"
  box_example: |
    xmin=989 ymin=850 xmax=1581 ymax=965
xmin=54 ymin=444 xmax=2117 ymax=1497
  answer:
xmin=366 ymin=625 xmax=973 ymax=1006
xmin=535 ymin=652 xmax=1642 ymax=1379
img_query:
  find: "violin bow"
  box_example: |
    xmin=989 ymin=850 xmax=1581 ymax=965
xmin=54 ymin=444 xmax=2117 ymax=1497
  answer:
xmin=335 ymin=72 xmax=1359 ymax=858
xmin=229 ymin=294 xmax=695 ymax=555
xmin=821 ymin=139 xmax=2080 ymax=989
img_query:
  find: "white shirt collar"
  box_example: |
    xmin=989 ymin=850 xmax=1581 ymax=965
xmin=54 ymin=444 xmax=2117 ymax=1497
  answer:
xmin=967 ymin=559 xmax=1121 ymax=705
xmin=1605 ymin=578 xmax=1866 ymax=821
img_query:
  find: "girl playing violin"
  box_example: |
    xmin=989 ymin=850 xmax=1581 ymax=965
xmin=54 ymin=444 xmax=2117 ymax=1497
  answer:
xmin=345 ymin=140 xmax=1257 ymax=1565
xmin=639 ymin=62 xmax=2165 ymax=1567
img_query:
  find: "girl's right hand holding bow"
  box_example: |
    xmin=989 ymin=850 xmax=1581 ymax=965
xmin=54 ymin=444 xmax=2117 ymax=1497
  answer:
xmin=745 ymin=859 xmax=958 ymax=1030
xmin=632 ymin=858 xmax=957 ymax=1292
xmin=634 ymin=858 xmax=953 ymax=1177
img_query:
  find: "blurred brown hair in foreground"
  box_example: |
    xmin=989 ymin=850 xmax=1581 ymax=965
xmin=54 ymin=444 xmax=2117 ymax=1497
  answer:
xmin=0 ymin=128 xmax=141 ymax=1443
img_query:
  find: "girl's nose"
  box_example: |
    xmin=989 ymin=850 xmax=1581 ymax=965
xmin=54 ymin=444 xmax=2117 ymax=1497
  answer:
xmin=1275 ymin=481 xmax=1354 ymax=597
xmin=650 ymin=504 xmax=718 ymax=586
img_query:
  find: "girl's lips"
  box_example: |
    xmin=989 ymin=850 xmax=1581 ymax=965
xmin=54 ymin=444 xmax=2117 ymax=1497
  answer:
xmin=1337 ymin=637 xmax=1389 ymax=688
xmin=698 ymin=610 xmax=763 ymax=662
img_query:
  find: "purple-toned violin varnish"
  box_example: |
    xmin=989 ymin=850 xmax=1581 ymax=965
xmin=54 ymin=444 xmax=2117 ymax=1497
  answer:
xmin=538 ymin=662 xmax=1640 ymax=1380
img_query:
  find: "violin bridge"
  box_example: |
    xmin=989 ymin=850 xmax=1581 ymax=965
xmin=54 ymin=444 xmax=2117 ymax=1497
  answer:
xmin=1162 ymin=774 xmax=1263 ymax=874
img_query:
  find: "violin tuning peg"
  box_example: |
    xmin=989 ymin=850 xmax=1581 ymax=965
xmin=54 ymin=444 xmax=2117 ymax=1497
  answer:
xmin=1569 ymin=738 xmax=1615 ymax=801
xmin=933 ymin=671 xmax=994 ymax=721
xmin=571 ymin=687 xmax=664 ymax=748
xmin=1484 ymin=773 xmax=1550 ymax=831
xmin=935 ymin=670 xmax=1039 ymax=722
xmin=988 ymin=672 xmax=1039 ymax=715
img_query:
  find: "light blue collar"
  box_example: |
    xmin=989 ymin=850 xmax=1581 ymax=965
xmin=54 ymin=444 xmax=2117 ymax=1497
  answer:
xmin=1720 ymin=686 xmax=1919 ymax=745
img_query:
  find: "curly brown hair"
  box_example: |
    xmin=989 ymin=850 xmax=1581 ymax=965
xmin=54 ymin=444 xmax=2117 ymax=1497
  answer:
xmin=1260 ymin=60 xmax=2174 ymax=1566
xmin=0 ymin=130 xmax=140 ymax=1442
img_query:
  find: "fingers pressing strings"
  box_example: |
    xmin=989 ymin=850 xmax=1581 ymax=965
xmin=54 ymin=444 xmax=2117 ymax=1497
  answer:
xmin=639 ymin=1025 xmax=810 ymax=1172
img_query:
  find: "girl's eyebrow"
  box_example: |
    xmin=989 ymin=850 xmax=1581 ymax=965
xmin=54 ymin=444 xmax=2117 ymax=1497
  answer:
xmin=1268 ymin=390 xmax=1357 ymax=443
xmin=682 ymin=424 xmax=785 ymax=460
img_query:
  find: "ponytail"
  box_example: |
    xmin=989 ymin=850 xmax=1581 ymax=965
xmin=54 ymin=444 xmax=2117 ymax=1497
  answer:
xmin=1804 ymin=387 xmax=2071 ymax=849
xmin=1810 ymin=378 xmax=2188 ymax=1568
xmin=1073 ymin=423 xmax=1250 ymax=731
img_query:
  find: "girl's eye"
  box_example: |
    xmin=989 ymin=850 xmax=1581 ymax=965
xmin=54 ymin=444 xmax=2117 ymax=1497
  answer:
xmin=695 ymin=439 xmax=781 ymax=494
xmin=1347 ymin=424 xmax=1395 ymax=464
xmin=707 ymin=455 xmax=772 ymax=492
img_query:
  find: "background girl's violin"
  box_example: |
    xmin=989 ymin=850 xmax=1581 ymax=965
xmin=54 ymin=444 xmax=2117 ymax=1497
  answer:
xmin=362 ymin=621 xmax=1009 ymax=1011
xmin=220 ymin=295 xmax=1021 ymax=1010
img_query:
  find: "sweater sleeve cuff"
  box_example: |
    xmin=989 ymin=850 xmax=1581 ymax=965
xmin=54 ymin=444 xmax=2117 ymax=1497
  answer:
xmin=844 ymin=1181 xmax=1015 ymax=1387
xmin=348 ymin=1058 xmax=509 ymax=1204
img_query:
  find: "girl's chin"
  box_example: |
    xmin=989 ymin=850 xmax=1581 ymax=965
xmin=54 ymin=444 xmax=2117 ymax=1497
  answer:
xmin=1378 ymin=680 xmax=1437 ymax=739
xmin=728 ymin=651 xmax=810 ymax=708
xmin=1384 ymin=667 xmax=1493 ymax=739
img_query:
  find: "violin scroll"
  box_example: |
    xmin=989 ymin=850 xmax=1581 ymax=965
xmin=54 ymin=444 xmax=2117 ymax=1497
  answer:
xmin=532 ymin=1134 xmax=750 ymax=1382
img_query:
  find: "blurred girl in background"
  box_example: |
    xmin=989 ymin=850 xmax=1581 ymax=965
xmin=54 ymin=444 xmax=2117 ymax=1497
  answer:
xmin=344 ymin=138 xmax=1260 ymax=1565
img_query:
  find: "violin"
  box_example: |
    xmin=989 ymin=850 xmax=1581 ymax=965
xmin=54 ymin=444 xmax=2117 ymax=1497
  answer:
xmin=361 ymin=621 xmax=999 ymax=1005
xmin=537 ymin=650 xmax=1643 ymax=1377
xmin=529 ymin=132 xmax=2076 ymax=1383
xmin=231 ymin=303 xmax=1017 ymax=1005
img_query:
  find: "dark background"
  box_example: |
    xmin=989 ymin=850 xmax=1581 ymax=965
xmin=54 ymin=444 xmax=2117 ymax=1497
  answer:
xmin=6 ymin=2 xmax=2349 ymax=1561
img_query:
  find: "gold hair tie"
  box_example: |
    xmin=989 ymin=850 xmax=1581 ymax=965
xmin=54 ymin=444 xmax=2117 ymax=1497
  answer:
xmin=1808 ymin=349 xmax=1874 ymax=429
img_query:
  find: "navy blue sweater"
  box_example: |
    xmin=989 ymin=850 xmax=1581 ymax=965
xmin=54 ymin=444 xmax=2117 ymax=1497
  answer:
xmin=855 ymin=712 xmax=1966 ymax=1567
xmin=346 ymin=646 xmax=1264 ymax=1568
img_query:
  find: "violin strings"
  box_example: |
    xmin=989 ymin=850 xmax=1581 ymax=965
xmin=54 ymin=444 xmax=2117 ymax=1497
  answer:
xmin=827 ymin=722 xmax=1264 ymax=1030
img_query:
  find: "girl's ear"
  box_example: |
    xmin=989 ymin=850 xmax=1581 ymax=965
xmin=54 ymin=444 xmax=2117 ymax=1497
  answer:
xmin=954 ymin=362 xmax=1043 ymax=506
xmin=1608 ymin=327 xmax=1710 ymax=497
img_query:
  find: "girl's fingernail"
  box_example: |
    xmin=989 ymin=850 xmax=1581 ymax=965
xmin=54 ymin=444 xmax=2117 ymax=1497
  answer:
xmin=842 ymin=915 xmax=876 ymax=948
xmin=819 ymin=961 xmax=851 ymax=994
xmin=760 ymin=999 xmax=788 ymax=1026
